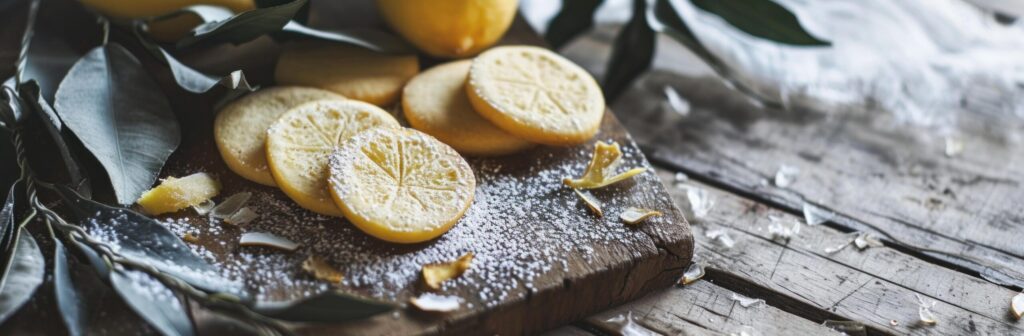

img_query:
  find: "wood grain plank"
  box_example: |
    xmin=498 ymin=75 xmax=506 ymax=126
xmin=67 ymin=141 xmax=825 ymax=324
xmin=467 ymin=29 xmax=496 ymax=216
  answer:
xmin=560 ymin=26 xmax=1024 ymax=287
xmin=649 ymin=168 xmax=1023 ymax=335
xmin=582 ymin=281 xmax=840 ymax=336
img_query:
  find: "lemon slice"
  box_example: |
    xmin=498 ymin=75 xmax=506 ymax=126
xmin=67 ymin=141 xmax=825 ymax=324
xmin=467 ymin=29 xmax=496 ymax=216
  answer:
xmin=328 ymin=128 xmax=475 ymax=243
xmin=275 ymin=41 xmax=419 ymax=107
xmin=266 ymin=100 xmax=400 ymax=216
xmin=404 ymin=60 xmax=533 ymax=156
xmin=466 ymin=46 xmax=605 ymax=145
xmin=137 ymin=172 xmax=221 ymax=215
xmin=215 ymin=87 xmax=346 ymax=186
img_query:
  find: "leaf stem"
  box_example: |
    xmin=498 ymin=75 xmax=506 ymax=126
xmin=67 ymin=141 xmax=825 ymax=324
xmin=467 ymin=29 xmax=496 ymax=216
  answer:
xmin=14 ymin=0 xmax=41 ymax=90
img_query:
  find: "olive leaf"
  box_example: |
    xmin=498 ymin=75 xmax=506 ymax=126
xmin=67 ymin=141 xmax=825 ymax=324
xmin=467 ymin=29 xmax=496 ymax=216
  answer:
xmin=110 ymin=269 xmax=195 ymax=336
xmin=54 ymin=240 xmax=86 ymax=336
xmin=177 ymin=0 xmax=307 ymax=47
xmin=255 ymin=291 xmax=393 ymax=323
xmin=54 ymin=43 xmax=179 ymax=205
xmin=52 ymin=186 xmax=247 ymax=299
xmin=133 ymin=24 xmax=256 ymax=95
xmin=0 ymin=228 xmax=45 ymax=324
xmin=690 ymin=0 xmax=829 ymax=46
xmin=545 ymin=0 xmax=605 ymax=49
xmin=603 ymin=0 xmax=656 ymax=101
xmin=276 ymin=21 xmax=413 ymax=54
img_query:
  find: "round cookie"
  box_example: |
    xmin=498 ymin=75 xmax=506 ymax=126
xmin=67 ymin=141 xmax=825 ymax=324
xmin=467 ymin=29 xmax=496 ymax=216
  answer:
xmin=266 ymin=99 xmax=400 ymax=216
xmin=275 ymin=41 xmax=419 ymax=107
xmin=403 ymin=60 xmax=533 ymax=156
xmin=214 ymin=86 xmax=346 ymax=186
xmin=466 ymin=46 xmax=605 ymax=146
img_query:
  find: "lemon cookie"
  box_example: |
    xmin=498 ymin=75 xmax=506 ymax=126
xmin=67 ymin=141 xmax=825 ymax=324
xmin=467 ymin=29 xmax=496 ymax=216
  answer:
xmin=215 ymin=86 xmax=346 ymax=186
xmin=403 ymin=60 xmax=532 ymax=156
xmin=275 ymin=42 xmax=419 ymax=107
xmin=266 ymin=99 xmax=400 ymax=216
xmin=466 ymin=46 xmax=604 ymax=145
xmin=328 ymin=127 xmax=475 ymax=243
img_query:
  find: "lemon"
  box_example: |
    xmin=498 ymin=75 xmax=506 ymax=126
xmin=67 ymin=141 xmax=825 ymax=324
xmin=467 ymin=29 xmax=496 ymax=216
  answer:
xmin=80 ymin=0 xmax=255 ymax=42
xmin=403 ymin=60 xmax=532 ymax=156
xmin=137 ymin=172 xmax=221 ymax=215
xmin=466 ymin=46 xmax=605 ymax=146
xmin=214 ymin=87 xmax=346 ymax=186
xmin=275 ymin=42 xmax=419 ymax=107
xmin=328 ymin=128 xmax=475 ymax=243
xmin=377 ymin=0 xmax=518 ymax=58
xmin=266 ymin=100 xmax=400 ymax=216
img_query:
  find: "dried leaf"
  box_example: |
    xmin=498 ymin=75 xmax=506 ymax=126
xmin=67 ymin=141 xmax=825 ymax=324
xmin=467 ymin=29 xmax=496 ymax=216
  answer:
xmin=774 ymin=165 xmax=800 ymax=188
xmin=409 ymin=293 xmax=459 ymax=312
xmin=422 ymin=252 xmax=473 ymax=290
xmin=604 ymin=311 xmax=658 ymax=336
xmin=679 ymin=263 xmax=705 ymax=285
xmin=564 ymin=141 xmax=646 ymax=189
xmin=1011 ymin=292 xmax=1023 ymax=320
xmin=573 ymin=189 xmax=603 ymax=217
xmin=302 ymin=256 xmax=343 ymax=284
xmin=210 ymin=192 xmax=252 ymax=220
xmin=915 ymin=294 xmax=938 ymax=325
xmin=730 ymin=293 xmax=765 ymax=308
xmin=705 ymin=228 xmax=735 ymax=248
xmin=239 ymin=232 xmax=298 ymax=251
xmin=620 ymin=207 xmax=662 ymax=225
xmin=224 ymin=207 xmax=258 ymax=226
xmin=182 ymin=233 xmax=200 ymax=244
xmin=192 ymin=199 xmax=215 ymax=215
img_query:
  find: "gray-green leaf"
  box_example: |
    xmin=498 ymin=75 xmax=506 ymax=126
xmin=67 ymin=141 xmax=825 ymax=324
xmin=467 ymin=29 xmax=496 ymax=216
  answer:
xmin=54 ymin=240 xmax=85 ymax=336
xmin=603 ymin=0 xmax=656 ymax=101
xmin=110 ymin=269 xmax=195 ymax=336
xmin=53 ymin=186 xmax=247 ymax=299
xmin=255 ymin=291 xmax=392 ymax=323
xmin=277 ymin=21 xmax=413 ymax=54
xmin=178 ymin=0 xmax=307 ymax=47
xmin=689 ymin=0 xmax=828 ymax=46
xmin=545 ymin=0 xmax=605 ymax=49
xmin=134 ymin=24 xmax=256 ymax=94
xmin=0 ymin=228 xmax=44 ymax=324
xmin=54 ymin=43 xmax=180 ymax=205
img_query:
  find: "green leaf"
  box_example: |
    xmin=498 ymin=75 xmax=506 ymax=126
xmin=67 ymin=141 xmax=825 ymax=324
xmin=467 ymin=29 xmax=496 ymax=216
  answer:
xmin=1 ymin=32 xmax=81 ymax=102
xmin=177 ymin=0 xmax=307 ymax=47
xmin=134 ymin=24 xmax=256 ymax=95
xmin=603 ymin=0 xmax=656 ymax=101
xmin=0 ymin=181 xmax=17 ymax=266
xmin=277 ymin=21 xmax=413 ymax=54
xmin=0 ymin=228 xmax=44 ymax=324
xmin=689 ymin=0 xmax=828 ymax=46
xmin=54 ymin=240 xmax=86 ymax=336
xmin=18 ymin=81 xmax=91 ymax=197
xmin=545 ymin=0 xmax=605 ymax=49
xmin=110 ymin=269 xmax=195 ymax=336
xmin=255 ymin=291 xmax=393 ymax=323
xmin=54 ymin=43 xmax=180 ymax=205
xmin=52 ymin=186 xmax=247 ymax=299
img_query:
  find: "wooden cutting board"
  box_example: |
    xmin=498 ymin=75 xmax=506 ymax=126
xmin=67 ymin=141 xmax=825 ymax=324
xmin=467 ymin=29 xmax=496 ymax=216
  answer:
xmin=0 ymin=3 xmax=694 ymax=334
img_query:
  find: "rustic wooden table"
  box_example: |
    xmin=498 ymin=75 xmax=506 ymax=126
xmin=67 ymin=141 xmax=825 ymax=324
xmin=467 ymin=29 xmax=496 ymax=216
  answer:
xmin=545 ymin=25 xmax=1024 ymax=335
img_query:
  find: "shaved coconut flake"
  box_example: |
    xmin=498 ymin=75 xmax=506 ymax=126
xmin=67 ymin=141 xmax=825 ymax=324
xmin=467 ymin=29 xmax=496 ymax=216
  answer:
xmin=620 ymin=207 xmax=662 ymax=225
xmin=563 ymin=141 xmax=646 ymax=189
xmin=767 ymin=215 xmax=801 ymax=240
xmin=1011 ymin=292 xmax=1023 ymax=320
xmin=605 ymin=311 xmax=658 ymax=336
xmin=573 ymin=189 xmax=603 ymax=217
xmin=705 ymin=228 xmax=735 ymax=248
xmin=210 ymin=192 xmax=252 ymax=220
xmin=915 ymin=294 xmax=938 ymax=325
xmin=822 ymin=320 xmax=866 ymax=336
xmin=774 ymin=165 xmax=800 ymax=188
xmin=224 ymin=207 xmax=258 ymax=226
xmin=409 ymin=293 xmax=460 ymax=312
xmin=679 ymin=263 xmax=705 ymax=285
xmin=302 ymin=256 xmax=343 ymax=284
xmin=730 ymin=293 xmax=765 ymax=308
xmin=945 ymin=136 xmax=964 ymax=157
xmin=422 ymin=252 xmax=474 ymax=290
xmin=192 ymin=199 xmax=216 ymax=215
xmin=802 ymin=202 xmax=834 ymax=226
xmin=239 ymin=232 xmax=299 ymax=252
xmin=853 ymin=232 xmax=884 ymax=250
xmin=687 ymin=187 xmax=716 ymax=219
xmin=663 ymin=86 xmax=691 ymax=116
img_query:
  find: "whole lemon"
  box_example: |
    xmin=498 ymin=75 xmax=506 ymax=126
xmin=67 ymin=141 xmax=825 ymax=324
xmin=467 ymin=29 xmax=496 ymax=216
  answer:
xmin=377 ymin=0 xmax=519 ymax=58
xmin=79 ymin=0 xmax=255 ymax=42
